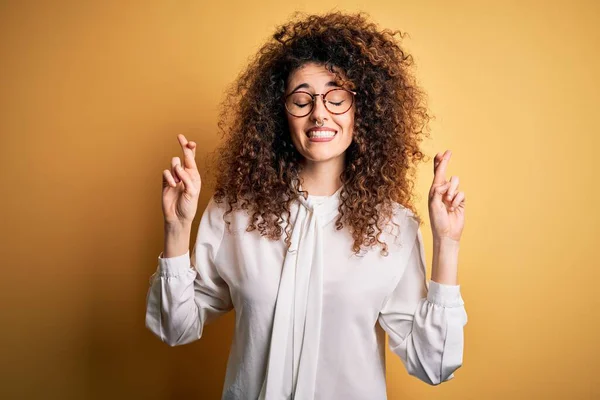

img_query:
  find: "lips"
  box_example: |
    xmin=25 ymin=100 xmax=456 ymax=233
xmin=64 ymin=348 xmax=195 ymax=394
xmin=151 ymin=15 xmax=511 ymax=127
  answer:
xmin=306 ymin=128 xmax=337 ymax=137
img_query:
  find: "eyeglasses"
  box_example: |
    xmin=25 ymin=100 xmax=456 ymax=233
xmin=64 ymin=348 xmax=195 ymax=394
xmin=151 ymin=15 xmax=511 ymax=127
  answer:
xmin=283 ymin=88 xmax=357 ymax=117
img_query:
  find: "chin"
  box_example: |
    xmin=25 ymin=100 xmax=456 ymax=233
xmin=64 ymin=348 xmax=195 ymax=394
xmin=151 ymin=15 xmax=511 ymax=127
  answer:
xmin=300 ymin=150 xmax=345 ymax=163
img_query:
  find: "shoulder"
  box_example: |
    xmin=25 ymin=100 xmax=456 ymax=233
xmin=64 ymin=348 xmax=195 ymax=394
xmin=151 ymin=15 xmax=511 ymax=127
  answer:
xmin=382 ymin=201 xmax=421 ymax=248
xmin=201 ymin=194 xmax=254 ymax=235
xmin=205 ymin=194 xmax=228 ymax=215
xmin=388 ymin=200 xmax=419 ymax=228
xmin=198 ymin=194 xmax=230 ymax=232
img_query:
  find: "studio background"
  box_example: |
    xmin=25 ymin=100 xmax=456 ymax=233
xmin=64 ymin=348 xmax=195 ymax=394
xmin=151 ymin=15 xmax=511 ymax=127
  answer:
xmin=1 ymin=1 xmax=598 ymax=399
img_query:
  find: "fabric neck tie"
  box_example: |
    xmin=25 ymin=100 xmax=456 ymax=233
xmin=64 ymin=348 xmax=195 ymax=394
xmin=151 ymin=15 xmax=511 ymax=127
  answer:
xmin=259 ymin=184 xmax=343 ymax=400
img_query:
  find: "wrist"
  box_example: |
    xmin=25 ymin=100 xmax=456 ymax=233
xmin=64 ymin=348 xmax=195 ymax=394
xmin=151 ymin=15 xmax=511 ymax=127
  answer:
xmin=163 ymin=224 xmax=192 ymax=259
xmin=433 ymin=235 xmax=461 ymax=249
xmin=164 ymin=220 xmax=193 ymax=234
xmin=431 ymin=236 xmax=460 ymax=286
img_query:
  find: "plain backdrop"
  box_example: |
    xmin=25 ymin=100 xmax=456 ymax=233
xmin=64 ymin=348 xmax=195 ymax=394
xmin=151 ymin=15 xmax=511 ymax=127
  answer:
xmin=1 ymin=0 xmax=598 ymax=399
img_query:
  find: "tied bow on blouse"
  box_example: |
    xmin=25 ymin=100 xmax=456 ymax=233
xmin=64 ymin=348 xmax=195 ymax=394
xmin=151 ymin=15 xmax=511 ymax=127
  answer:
xmin=258 ymin=183 xmax=343 ymax=400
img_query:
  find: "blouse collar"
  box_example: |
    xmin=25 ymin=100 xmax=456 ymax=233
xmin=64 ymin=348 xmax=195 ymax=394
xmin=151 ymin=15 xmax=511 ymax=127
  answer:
xmin=296 ymin=182 xmax=343 ymax=223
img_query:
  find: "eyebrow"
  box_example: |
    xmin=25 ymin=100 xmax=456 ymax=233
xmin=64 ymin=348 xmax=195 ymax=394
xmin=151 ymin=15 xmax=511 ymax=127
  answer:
xmin=288 ymin=80 xmax=341 ymax=94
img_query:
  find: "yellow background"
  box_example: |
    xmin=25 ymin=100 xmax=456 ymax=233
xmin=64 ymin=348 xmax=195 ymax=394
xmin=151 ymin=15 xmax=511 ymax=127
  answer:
xmin=1 ymin=1 xmax=598 ymax=399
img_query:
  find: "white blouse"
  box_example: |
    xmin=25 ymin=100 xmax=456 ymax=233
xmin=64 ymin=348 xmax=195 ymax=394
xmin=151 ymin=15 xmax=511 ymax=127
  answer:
xmin=145 ymin=185 xmax=468 ymax=400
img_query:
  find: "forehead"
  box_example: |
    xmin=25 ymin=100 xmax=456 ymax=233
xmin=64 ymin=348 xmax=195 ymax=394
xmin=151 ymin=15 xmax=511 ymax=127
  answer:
xmin=286 ymin=62 xmax=345 ymax=87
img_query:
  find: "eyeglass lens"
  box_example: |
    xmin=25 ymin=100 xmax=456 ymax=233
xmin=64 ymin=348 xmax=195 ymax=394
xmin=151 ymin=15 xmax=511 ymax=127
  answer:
xmin=285 ymin=89 xmax=353 ymax=117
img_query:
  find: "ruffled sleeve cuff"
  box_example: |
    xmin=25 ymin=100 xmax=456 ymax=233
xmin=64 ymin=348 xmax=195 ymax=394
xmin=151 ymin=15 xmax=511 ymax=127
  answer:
xmin=157 ymin=250 xmax=192 ymax=277
xmin=426 ymin=280 xmax=465 ymax=308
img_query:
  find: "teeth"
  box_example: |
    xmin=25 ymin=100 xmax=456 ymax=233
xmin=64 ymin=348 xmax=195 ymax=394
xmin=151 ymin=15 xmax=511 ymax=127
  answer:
xmin=308 ymin=130 xmax=336 ymax=138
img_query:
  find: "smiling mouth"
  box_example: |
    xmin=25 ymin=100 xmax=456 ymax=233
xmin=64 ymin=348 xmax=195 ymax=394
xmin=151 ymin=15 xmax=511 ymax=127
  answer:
xmin=306 ymin=130 xmax=337 ymax=138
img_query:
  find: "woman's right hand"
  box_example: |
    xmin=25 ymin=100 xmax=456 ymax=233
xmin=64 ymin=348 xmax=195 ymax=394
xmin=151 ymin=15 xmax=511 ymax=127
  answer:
xmin=162 ymin=134 xmax=202 ymax=226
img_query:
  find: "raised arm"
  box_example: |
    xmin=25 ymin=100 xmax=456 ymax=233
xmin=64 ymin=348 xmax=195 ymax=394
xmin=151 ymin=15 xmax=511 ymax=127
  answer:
xmin=378 ymin=227 xmax=468 ymax=385
xmin=145 ymin=197 xmax=234 ymax=346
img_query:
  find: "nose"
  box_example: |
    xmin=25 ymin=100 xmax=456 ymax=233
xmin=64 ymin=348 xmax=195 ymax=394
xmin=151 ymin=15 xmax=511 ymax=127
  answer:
xmin=311 ymin=94 xmax=329 ymax=121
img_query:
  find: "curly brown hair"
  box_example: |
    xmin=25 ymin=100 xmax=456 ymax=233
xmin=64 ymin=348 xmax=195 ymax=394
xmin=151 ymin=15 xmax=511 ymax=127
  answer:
xmin=205 ymin=10 xmax=433 ymax=256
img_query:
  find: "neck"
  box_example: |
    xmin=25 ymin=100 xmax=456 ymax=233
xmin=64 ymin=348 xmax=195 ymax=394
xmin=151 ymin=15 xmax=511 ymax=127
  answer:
xmin=298 ymin=155 xmax=345 ymax=196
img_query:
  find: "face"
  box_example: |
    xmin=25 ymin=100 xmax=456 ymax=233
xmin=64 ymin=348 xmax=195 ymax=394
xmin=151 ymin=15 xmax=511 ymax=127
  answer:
xmin=284 ymin=62 xmax=355 ymax=164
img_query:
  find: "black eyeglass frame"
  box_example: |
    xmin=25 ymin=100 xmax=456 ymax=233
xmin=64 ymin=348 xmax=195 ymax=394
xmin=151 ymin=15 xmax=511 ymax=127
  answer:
xmin=283 ymin=88 xmax=358 ymax=118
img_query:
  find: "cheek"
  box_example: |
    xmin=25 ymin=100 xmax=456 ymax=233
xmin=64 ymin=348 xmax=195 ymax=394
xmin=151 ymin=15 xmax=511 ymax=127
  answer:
xmin=339 ymin=114 xmax=355 ymax=134
xmin=288 ymin=113 xmax=304 ymax=129
xmin=287 ymin=119 xmax=306 ymax=146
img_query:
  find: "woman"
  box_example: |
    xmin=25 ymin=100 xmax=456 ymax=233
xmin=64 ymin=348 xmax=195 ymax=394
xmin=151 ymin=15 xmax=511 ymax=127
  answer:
xmin=146 ymin=11 xmax=467 ymax=400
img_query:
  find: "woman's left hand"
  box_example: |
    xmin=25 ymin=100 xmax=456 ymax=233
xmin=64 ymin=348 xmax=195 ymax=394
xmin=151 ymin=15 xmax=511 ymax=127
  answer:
xmin=428 ymin=150 xmax=466 ymax=243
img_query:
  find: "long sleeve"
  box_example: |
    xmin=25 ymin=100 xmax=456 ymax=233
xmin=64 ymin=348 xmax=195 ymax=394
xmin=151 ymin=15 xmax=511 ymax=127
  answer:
xmin=378 ymin=227 xmax=468 ymax=385
xmin=145 ymin=196 xmax=234 ymax=346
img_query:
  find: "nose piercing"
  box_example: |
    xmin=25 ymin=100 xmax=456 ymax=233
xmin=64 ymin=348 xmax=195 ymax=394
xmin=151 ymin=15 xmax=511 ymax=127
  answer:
xmin=315 ymin=119 xmax=324 ymax=127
